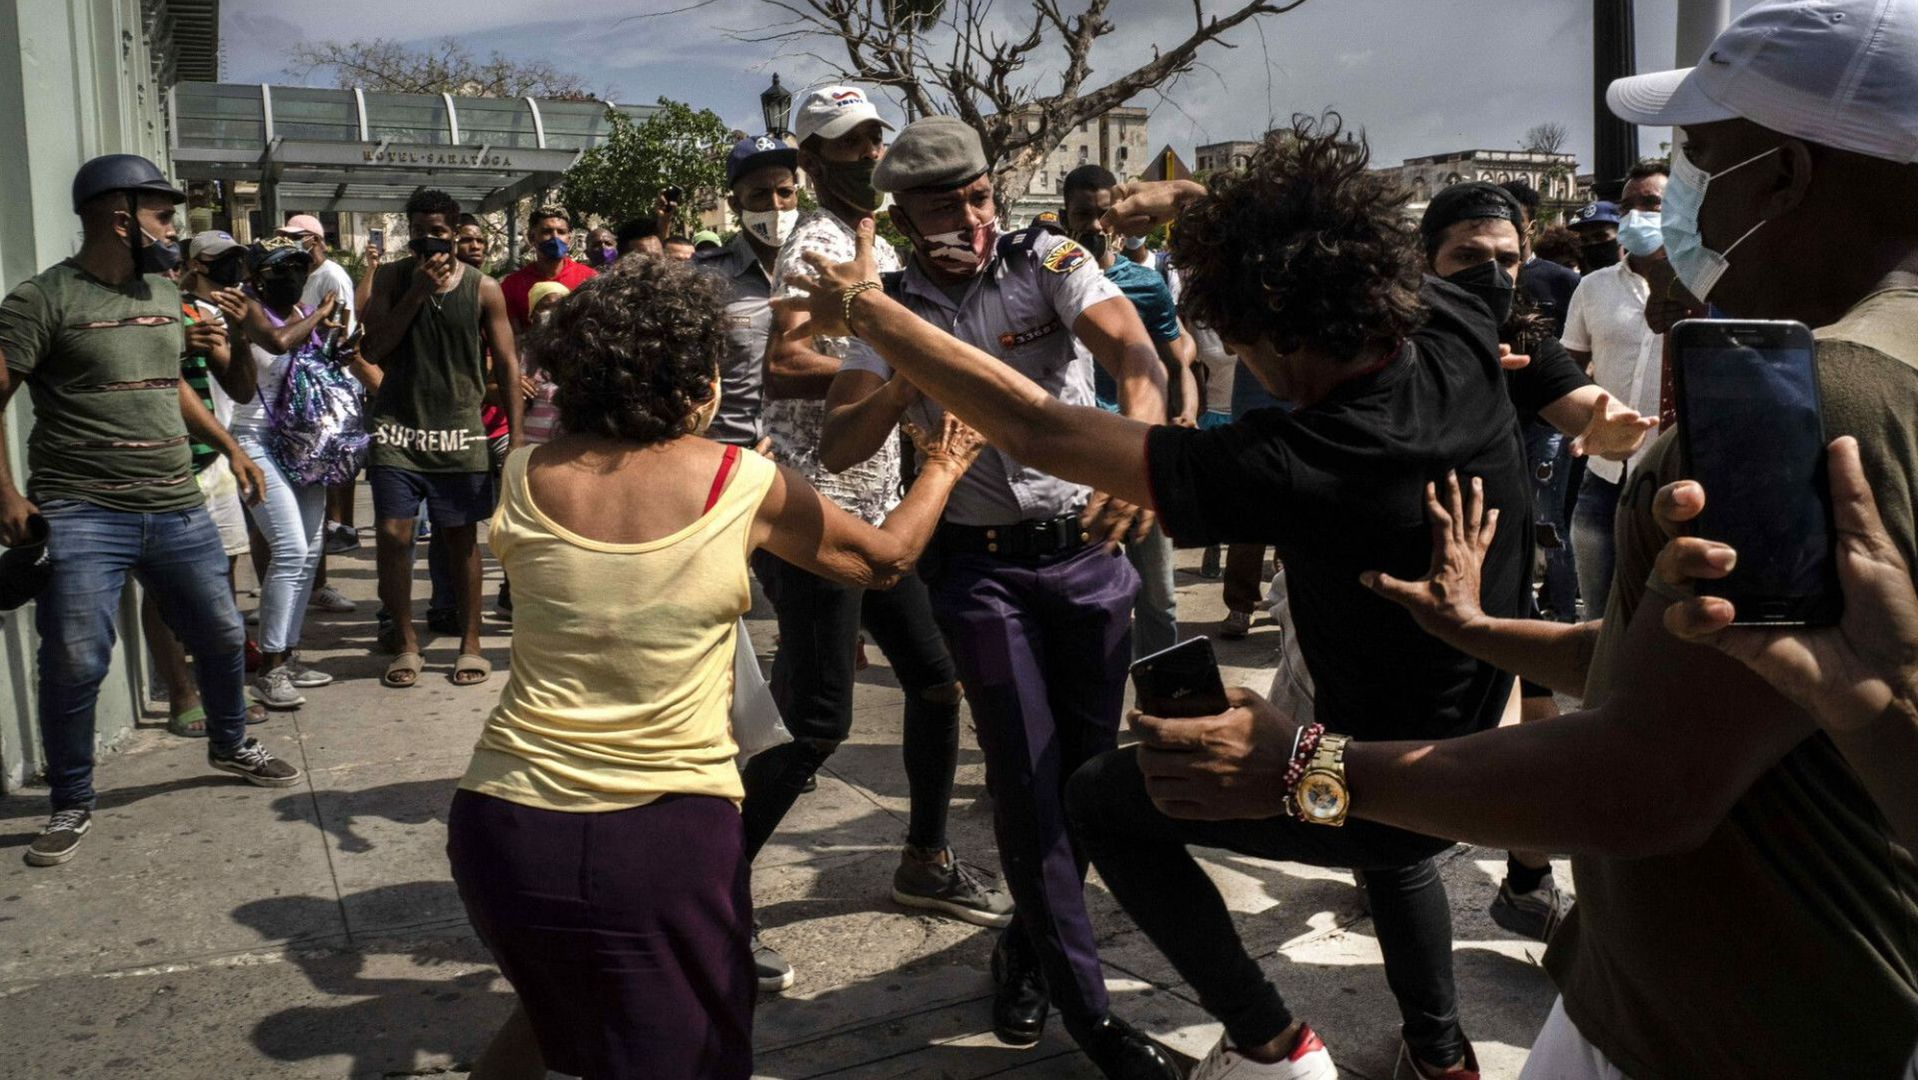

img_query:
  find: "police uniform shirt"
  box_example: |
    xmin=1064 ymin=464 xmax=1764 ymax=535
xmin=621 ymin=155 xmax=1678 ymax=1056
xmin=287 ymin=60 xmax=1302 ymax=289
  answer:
xmin=694 ymin=233 xmax=774 ymax=447
xmin=842 ymin=228 xmax=1123 ymax=527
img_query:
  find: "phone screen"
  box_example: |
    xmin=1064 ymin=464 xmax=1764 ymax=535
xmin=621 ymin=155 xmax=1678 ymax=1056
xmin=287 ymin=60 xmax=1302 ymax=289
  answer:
xmin=1679 ymin=338 xmax=1833 ymax=617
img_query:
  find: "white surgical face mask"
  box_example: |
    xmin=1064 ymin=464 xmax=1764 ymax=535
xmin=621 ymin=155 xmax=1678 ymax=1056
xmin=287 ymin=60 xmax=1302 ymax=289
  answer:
xmin=1662 ymin=143 xmax=1778 ymax=302
xmin=741 ymin=207 xmax=798 ymax=249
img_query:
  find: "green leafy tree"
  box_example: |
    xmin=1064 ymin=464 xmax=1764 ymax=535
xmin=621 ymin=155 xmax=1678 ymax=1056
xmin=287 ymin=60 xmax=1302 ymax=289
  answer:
xmin=561 ymin=100 xmax=734 ymax=233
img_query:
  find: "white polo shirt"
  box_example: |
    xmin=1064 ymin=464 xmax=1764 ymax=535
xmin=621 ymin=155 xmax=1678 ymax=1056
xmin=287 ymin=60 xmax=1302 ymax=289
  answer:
xmin=1561 ymin=262 xmax=1662 ymax=484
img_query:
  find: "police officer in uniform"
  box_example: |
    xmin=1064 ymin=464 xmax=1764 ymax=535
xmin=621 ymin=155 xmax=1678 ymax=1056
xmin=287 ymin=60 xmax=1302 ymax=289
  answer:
xmin=816 ymin=116 xmax=1178 ymax=1080
xmin=695 ymin=133 xmax=800 ymax=449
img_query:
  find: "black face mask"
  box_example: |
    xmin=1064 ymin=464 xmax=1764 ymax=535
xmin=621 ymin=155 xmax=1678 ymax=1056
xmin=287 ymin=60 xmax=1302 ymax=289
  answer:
xmin=814 ymin=158 xmax=882 ymax=215
xmin=1076 ymin=230 xmax=1108 ymax=263
xmin=1441 ymin=260 xmax=1515 ymax=326
xmin=258 ymin=275 xmax=306 ymax=308
xmin=125 ymin=193 xmax=181 ymax=276
xmin=409 ymin=236 xmax=454 ymax=257
xmin=206 ymin=255 xmax=248 ymax=288
xmin=1580 ymin=239 xmax=1621 ymax=270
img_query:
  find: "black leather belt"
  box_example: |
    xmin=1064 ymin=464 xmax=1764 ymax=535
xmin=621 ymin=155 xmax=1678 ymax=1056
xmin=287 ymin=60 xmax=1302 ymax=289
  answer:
xmin=938 ymin=512 xmax=1093 ymax=559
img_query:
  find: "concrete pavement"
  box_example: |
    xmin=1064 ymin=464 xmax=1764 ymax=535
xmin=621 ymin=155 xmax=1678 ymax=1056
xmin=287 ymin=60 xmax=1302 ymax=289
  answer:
xmin=0 ymin=527 xmax=1565 ymax=1079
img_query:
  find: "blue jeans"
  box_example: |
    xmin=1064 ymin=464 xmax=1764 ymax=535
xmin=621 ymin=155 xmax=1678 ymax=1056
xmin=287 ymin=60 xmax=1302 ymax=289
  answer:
xmin=1125 ymin=524 xmax=1178 ymax=659
xmin=233 ymin=429 xmax=325 ymax=654
xmin=1523 ymin=421 xmax=1578 ymax=622
xmin=1572 ymin=472 xmax=1621 ymax=622
xmin=35 ymin=499 xmax=248 ymax=809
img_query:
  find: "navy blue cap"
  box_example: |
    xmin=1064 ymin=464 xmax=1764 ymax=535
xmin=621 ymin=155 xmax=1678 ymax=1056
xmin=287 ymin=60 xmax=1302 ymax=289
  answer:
xmin=727 ymin=134 xmax=799 ymax=187
xmin=1568 ymin=200 xmax=1622 ymax=229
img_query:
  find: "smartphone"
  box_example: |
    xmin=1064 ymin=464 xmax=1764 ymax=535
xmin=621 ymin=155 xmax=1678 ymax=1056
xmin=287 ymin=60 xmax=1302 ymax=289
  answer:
xmin=367 ymin=227 xmax=384 ymax=255
xmin=663 ymin=184 xmax=684 ymax=204
xmin=1671 ymin=318 xmax=1840 ymax=626
xmin=1130 ymin=637 xmax=1231 ymax=718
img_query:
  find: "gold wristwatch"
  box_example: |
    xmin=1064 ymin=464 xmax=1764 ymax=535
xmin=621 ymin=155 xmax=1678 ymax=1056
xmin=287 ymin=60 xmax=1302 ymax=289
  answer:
xmin=1292 ymin=733 xmax=1352 ymax=826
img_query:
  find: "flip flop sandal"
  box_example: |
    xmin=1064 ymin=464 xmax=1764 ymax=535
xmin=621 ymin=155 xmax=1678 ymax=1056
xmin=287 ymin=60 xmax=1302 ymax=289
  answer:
xmin=246 ymin=702 xmax=271 ymax=725
xmin=451 ymin=653 xmax=492 ymax=687
xmin=167 ymin=705 xmax=208 ymax=738
xmin=383 ymin=652 xmax=425 ymax=689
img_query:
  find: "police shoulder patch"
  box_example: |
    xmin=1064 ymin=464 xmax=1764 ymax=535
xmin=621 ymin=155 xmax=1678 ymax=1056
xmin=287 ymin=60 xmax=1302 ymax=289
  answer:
xmin=1041 ymin=239 xmax=1089 ymax=275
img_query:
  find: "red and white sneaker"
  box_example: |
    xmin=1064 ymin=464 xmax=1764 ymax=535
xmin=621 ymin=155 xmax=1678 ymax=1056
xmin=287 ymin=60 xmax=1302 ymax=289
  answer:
xmin=1394 ymin=1038 xmax=1479 ymax=1080
xmin=1189 ymin=1023 xmax=1337 ymax=1080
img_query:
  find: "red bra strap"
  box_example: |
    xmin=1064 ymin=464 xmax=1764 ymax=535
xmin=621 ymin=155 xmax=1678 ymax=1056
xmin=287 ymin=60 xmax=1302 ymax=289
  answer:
xmin=704 ymin=444 xmax=741 ymax=513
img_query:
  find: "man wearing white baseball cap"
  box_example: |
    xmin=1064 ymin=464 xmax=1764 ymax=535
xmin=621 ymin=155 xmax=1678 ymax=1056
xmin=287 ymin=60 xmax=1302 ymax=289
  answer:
xmin=1040 ymin=2 xmax=1918 ymax=1077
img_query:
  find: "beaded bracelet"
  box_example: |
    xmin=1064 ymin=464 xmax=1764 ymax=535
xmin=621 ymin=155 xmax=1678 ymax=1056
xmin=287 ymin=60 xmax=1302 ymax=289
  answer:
xmin=839 ymin=280 xmax=880 ymax=329
xmin=1281 ymin=722 xmax=1326 ymax=792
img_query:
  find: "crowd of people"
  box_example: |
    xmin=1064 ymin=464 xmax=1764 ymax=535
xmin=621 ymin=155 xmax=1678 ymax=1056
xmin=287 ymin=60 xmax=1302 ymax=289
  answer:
xmin=1 ymin=1 xmax=1915 ymax=1077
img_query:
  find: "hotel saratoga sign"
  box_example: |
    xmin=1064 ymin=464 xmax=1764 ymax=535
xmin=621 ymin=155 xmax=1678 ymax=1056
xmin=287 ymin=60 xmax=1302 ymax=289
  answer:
xmin=361 ymin=147 xmax=518 ymax=168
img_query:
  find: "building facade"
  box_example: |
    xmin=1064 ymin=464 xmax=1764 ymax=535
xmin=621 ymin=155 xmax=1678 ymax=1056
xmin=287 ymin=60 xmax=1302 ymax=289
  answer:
xmin=1194 ymin=140 xmax=1261 ymax=176
xmin=1010 ymin=105 xmax=1150 ymax=223
xmin=0 ymin=0 xmax=219 ymax=794
xmin=1375 ymin=148 xmax=1586 ymax=221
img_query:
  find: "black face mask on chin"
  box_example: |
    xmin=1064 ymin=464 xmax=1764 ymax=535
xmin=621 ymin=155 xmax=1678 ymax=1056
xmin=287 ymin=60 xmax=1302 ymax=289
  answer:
xmin=1441 ymin=259 xmax=1515 ymax=327
xmin=1580 ymin=239 xmax=1622 ymax=270
xmin=1075 ymin=230 xmax=1108 ymax=263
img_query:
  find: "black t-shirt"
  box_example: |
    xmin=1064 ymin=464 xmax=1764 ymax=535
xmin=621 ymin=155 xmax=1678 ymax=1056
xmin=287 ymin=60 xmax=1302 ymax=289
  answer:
xmin=1506 ymin=333 xmax=1589 ymax=420
xmin=1146 ymin=278 xmax=1532 ymax=742
xmin=1519 ymin=258 xmax=1580 ymax=337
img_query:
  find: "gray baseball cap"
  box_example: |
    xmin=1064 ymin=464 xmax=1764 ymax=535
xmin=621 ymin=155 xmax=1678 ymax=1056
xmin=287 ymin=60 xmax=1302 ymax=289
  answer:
xmin=872 ymin=116 xmax=989 ymax=194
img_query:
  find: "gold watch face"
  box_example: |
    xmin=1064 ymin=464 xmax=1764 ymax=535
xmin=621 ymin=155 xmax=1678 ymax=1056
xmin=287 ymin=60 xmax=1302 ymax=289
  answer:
xmin=1299 ymin=772 xmax=1348 ymax=822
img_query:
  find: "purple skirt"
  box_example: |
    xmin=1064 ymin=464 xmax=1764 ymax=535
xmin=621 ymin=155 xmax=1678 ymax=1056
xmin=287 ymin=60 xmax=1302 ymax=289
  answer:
xmin=447 ymin=789 xmax=754 ymax=1079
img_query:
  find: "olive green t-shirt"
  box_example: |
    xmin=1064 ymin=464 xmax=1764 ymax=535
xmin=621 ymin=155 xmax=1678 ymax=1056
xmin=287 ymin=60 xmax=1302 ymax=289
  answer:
xmin=365 ymin=258 xmax=489 ymax=474
xmin=1549 ymin=288 xmax=1918 ymax=1078
xmin=0 ymin=261 xmax=200 ymax=512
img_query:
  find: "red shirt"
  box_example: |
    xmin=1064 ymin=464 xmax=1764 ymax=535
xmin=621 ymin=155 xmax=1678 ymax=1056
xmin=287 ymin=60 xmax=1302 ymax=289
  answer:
xmin=500 ymin=258 xmax=596 ymax=330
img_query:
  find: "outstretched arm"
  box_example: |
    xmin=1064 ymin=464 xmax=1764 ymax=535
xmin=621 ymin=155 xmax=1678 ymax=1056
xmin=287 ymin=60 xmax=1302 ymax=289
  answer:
xmin=778 ymin=219 xmax=1156 ymax=509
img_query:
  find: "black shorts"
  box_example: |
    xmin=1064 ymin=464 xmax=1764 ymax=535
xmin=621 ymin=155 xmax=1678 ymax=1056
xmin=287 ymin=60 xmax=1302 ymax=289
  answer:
xmin=367 ymin=465 xmax=495 ymax=527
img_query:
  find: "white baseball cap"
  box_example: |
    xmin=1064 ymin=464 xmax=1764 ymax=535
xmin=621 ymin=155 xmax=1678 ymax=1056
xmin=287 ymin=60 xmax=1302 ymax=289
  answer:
xmin=1608 ymin=0 xmax=1918 ymax=163
xmin=792 ymin=85 xmax=895 ymax=145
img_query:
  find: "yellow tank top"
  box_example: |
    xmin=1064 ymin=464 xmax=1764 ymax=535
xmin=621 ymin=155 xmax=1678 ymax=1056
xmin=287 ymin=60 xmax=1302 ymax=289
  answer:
xmin=459 ymin=444 xmax=775 ymax=811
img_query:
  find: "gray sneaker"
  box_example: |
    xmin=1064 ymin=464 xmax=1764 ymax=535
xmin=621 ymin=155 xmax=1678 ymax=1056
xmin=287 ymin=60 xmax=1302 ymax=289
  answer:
xmin=250 ymin=667 xmax=306 ymax=710
xmin=751 ymin=924 xmax=794 ymax=993
xmin=283 ymin=655 xmax=334 ymax=688
xmin=893 ymin=847 xmax=1015 ymax=928
xmin=208 ymin=737 xmax=302 ymax=788
xmin=1489 ymin=874 xmax=1570 ymax=943
xmin=25 ymin=808 xmax=92 ymax=867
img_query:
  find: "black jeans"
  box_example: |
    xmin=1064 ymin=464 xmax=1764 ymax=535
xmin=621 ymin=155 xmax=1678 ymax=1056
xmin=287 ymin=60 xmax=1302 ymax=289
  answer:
xmin=741 ymin=552 xmax=961 ymax=860
xmin=1067 ymin=746 xmax=1466 ymax=1064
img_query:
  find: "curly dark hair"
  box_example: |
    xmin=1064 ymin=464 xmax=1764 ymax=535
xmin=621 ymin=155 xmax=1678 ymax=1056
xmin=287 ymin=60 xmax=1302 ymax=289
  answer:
xmin=404 ymin=188 xmax=460 ymax=224
xmin=1168 ymin=113 xmax=1423 ymax=362
xmin=522 ymin=255 xmax=725 ymax=447
xmin=1533 ymin=226 xmax=1580 ymax=265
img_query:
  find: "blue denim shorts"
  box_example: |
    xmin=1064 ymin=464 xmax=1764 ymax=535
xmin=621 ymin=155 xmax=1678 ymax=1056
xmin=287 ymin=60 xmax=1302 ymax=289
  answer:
xmin=367 ymin=465 xmax=495 ymax=527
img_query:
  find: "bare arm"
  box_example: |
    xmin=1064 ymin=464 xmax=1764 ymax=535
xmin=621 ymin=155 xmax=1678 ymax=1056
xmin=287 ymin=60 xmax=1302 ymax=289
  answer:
xmin=353 ymin=246 xmax=381 ymax=314
xmin=0 ymin=367 xmax=33 ymax=545
xmin=202 ymin=289 xmax=258 ymax=404
xmin=1076 ymin=295 xmax=1168 ymax=425
xmin=819 ymin=368 xmax=919 ymax=474
xmin=239 ymin=294 xmax=335 ymax=356
xmin=764 ymin=305 xmax=843 ymax=400
xmin=178 ymin=380 xmax=264 ymax=504
xmin=478 ymin=276 xmax=523 ymax=447
xmin=1164 ymin=322 xmax=1201 ymax=426
xmin=1538 ymin=384 xmax=1657 ymax=463
xmin=753 ymin=417 xmax=979 ymax=588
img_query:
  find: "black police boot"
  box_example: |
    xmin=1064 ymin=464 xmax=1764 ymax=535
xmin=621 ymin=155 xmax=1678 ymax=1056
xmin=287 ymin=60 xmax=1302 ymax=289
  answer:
xmin=990 ymin=932 xmax=1048 ymax=1047
xmin=1070 ymin=1014 xmax=1183 ymax=1080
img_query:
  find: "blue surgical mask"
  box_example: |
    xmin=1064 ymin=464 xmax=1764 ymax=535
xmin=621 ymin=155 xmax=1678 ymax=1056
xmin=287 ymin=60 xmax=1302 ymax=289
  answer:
xmin=1662 ymin=143 xmax=1778 ymax=302
xmin=537 ymin=237 xmax=569 ymax=260
xmin=1617 ymin=210 xmax=1664 ymax=258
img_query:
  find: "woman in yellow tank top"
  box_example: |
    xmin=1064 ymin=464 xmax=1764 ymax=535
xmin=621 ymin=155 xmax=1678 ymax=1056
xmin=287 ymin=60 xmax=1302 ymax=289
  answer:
xmin=447 ymin=255 xmax=981 ymax=1080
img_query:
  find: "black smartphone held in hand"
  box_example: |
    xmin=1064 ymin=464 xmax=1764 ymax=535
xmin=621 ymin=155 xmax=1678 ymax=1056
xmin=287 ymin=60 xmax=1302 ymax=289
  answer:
xmin=1671 ymin=318 xmax=1840 ymax=626
xmin=1130 ymin=637 xmax=1231 ymax=718
xmin=367 ymin=227 xmax=384 ymax=255
xmin=663 ymin=185 xmax=684 ymax=204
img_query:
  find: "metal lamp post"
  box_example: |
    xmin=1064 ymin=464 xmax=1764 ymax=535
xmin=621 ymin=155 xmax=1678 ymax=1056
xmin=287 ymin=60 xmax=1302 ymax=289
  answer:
xmin=761 ymin=74 xmax=791 ymax=139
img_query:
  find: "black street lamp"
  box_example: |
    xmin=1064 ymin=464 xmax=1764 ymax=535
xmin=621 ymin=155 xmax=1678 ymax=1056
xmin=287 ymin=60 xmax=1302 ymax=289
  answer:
xmin=761 ymin=74 xmax=792 ymax=139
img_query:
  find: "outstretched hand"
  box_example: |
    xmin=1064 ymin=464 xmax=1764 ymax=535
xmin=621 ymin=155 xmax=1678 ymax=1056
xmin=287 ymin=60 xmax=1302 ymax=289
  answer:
xmin=1571 ymin=389 xmax=1659 ymax=462
xmin=1659 ymin=436 xmax=1918 ymax=736
xmin=1360 ymin=471 xmax=1499 ymax=640
xmin=774 ymin=218 xmax=883 ymax=338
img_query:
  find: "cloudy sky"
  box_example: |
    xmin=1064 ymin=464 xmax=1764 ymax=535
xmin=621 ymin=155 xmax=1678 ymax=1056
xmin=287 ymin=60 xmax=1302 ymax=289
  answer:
xmin=220 ymin=0 xmax=1763 ymax=171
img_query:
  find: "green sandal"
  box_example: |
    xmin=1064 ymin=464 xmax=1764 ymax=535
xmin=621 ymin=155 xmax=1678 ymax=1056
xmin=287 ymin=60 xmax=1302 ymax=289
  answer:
xmin=167 ymin=705 xmax=208 ymax=739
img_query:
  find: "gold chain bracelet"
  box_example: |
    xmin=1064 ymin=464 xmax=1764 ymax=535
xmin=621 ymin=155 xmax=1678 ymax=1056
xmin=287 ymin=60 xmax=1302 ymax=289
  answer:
xmin=839 ymin=280 xmax=881 ymax=329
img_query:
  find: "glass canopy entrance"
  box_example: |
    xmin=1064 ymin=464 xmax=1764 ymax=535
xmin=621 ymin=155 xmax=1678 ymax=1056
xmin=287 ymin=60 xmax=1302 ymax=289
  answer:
xmin=168 ymin=82 xmax=657 ymax=220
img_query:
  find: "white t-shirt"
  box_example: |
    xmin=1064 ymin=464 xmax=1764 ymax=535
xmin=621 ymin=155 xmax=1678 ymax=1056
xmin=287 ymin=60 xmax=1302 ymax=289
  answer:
xmin=230 ymin=304 xmax=311 ymax=431
xmin=301 ymin=258 xmax=357 ymax=334
xmin=1560 ymin=262 xmax=1663 ymax=484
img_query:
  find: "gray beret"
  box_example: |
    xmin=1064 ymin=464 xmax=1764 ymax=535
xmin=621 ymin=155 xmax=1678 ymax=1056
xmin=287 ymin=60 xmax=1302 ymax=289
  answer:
xmin=872 ymin=116 xmax=989 ymax=193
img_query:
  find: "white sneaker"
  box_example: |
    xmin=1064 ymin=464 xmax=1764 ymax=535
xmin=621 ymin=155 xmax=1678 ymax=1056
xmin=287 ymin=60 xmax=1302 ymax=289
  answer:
xmin=310 ymin=584 xmax=356 ymax=613
xmin=283 ymin=655 xmax=334 ymax=689
xmin=250 ymin=667 xmax=306 ymax=710
xmin=1190 ymin=1025 xmax=1337 ymax=1080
